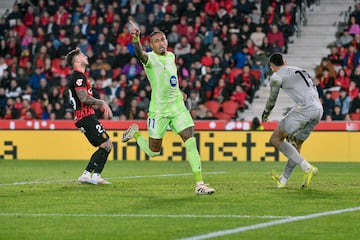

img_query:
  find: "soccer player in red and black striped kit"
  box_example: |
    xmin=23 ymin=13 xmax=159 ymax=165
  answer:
xmin=66 ymin=48 xmax=113 ymax=184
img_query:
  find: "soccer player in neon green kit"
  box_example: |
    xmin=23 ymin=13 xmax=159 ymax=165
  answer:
xmin=122 ymin=20 xmax=215 ymax=195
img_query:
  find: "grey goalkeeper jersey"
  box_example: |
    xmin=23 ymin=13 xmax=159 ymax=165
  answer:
xmin=265 ymin=66 xmax=323 ymax=112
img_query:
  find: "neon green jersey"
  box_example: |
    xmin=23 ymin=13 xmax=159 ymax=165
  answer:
xmin=143 ymin=51 xmax=187 ymax=116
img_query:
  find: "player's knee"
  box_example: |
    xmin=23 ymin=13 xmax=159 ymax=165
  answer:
xmin=101 ymin=139 xmax=113 ymax=152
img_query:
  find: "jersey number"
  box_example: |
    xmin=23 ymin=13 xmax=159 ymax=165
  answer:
xmin=148 ymin=118 xmax=156 ymax=129
xmin=295 ymin=70 xmax=313 ymax=87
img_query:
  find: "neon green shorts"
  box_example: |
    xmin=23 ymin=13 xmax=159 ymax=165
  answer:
xmin=147 ymin=110 xmax=194 ymax=139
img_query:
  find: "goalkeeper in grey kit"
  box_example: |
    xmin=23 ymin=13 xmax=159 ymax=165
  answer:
xmin=262 ymin=53 xmax=323 ymax=188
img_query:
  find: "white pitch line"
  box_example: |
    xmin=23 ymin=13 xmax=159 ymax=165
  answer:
xmin=179 ymin=206 xmax=360 ymax=240
xmin=0 ymin=213 xmax=290 ymax=219
xmin=0 ymin=172 xmax=226 ymax=187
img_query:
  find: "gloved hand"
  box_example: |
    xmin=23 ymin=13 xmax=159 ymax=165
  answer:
xmin=261 ymin=110 xmax=270 ymax=122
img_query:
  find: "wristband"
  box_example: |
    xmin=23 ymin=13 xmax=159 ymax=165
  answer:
xmin=133 ymin=36 xmax=139 ymax=43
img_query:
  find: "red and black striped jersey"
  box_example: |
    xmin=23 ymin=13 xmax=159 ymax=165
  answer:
xmin=68 ymin=70 xmax=95 ymax=122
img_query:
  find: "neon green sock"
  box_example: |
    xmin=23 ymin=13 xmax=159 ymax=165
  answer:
xmin=185 ymin=137 xmax=203 ymax=183
xmin=136 ymin=134 xmax=160 ymax=157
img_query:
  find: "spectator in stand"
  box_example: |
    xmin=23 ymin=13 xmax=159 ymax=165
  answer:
xmin=0 ymin=87 xmax=7 ymax=118
xmin=315 ymin=57 xmax=337 ymax=79
xmin=234 ymin=64 xmax=257 ymax=104
xmin=23 ymin=5 xmax=35 ymax=28
xmin=201 ymin=50 xmax=214 ymax=68
xmin=335 ymin=68 xmax=350 ymax=89
xmin=230 ymin=85 xmax=247 ymax=108
xmin=343 ymin=45 xmax=360 ymax=70
xmin=29 ymin=67 xmax=47 ymax=92
xmin=208 ymin=36 xmax=224 ymax=58
xmin=205 ymin=0 xmax=220 ymax=19
xmin=335 ymin=87 xmax=352 ymax=115
xmin=234 ymin=46 xmax=252 ymax=68
xmin=54 ymin=5 xmax=70 ymax=27
xmin=210 ymin=56 xmax=224 ymax=80
xmin=176 ymin=57 xmax=189 ymax=82
xmin=350 ymin=64 xmax=360 ymax=89
xmin=327 ymin=46 xmax=343 ymax=69
xmin=174 ymin=36 xmax=191 ymax=58
xmin=121 ymin=56 xmax=143 ymax=80
xmin=213 ymin=78 xmax=230 ymax=103
xmin=186 ymin=90 xmax=200 ymax=111
xmin=136 ymin=89 xmax=150 ymax=113
xmin=348 ymin=15 xmax=360 ymax=36
xmin=322 ymin=91 xmax=335 ymax=120
xmin=4 ymin=98 xmax=20 ymax=119
xmin=349 ymin=80 xmax=359 ymax=99
xmin=6 ymin=4 xmax=22 ymax=28
xmin=319 ymin=68 xmax=335 ymax=90
xmin=0 ymin=56 xmax=8 ymax=80
xmin=338 ymin=27 xmax=353 ymax=47
xmin=19 ymin=98 xmax=36 ymax=120
xmin=350 ymin=91 xmax=360 ymax=113
xmin=5 ymin=79 xmax=22 ymax=99
xmin=331 ymin=105 xmax=345 ymax=121
xmin=250 ymin=25 xmax=266 ymax=48
xmin=314 ymin=77 xmax=324 ymax=101
xmin=267 ymin=24 xmax=285 ymax=53
xmin=167 ymin=25 xmax=180 ymax=49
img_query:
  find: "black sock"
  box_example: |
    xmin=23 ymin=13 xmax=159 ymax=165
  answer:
xmin=86 ymin=148 xmax=110 ymax=173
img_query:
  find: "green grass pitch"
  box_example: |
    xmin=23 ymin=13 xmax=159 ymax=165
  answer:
xmin=0 ymin=160 xmax=359 ymax=240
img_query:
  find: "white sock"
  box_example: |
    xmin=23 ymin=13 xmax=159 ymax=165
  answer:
xmin=280 ymin=175 xmax=288 ymax=185
xmin=92 ymin=173 xmax=100 ymax=179
xmin=82 ymin=170 xmax=91 ymax=177
xmin=196 ymin=181 xmax=204 ymax=187
xmin=300 ymin=161 xmax=312 ymax=172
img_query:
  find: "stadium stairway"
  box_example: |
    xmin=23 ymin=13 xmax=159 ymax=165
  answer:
xmin=0 ymin=0 xmax=13 ymax=18
xmin=246 ymin=0 xmax=355 ymax=121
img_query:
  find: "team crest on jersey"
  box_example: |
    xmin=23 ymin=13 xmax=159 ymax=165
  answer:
xmin=169 ymin=75 xmax=177 ymax=87
xmin=76 ymin=79 xmax=83 ymax=86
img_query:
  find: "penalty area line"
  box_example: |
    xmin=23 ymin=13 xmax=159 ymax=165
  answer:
xmin=0 ymin=213 xmax=290 ymax=219
xmin=179 ymin=206 xmax=360 ymax=240
xmin=0 ymin=172 xmax=226 ymax=187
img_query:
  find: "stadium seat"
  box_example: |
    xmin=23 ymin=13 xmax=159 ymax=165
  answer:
xmin=222 ymin=100 xmax=238 ymax=118
xmin=214 ymin=112 xmax=232 ymax=120
xmin=205 ymin=100 xmax=221 ymax=114
xmin=351 ymin=113 xmax=360 ymax=120
xmin=250 ymin=69 xmax=262 ymax=81
xmin=230 ymin=68 xmax=243 ymax=79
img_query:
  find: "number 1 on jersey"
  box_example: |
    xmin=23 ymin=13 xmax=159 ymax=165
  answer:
xmin=148 ymin=118 xmax=156 ymax=129
xmin=295 ymin=70 xmax=313 ymax=87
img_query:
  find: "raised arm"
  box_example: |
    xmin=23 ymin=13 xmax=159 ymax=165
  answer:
xmin=129 ymin=20 xmax=148 ymax=64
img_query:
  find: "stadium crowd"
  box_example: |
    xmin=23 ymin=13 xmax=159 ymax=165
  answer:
xmin=0 ymin=0 xmax=338 ymax=122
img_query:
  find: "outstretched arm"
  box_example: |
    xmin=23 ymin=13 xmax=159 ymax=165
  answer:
xmin=129 ymin=20 xmax=148 ymax=64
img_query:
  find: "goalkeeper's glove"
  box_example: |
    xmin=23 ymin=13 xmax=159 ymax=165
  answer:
xmin=261 ymin=110 xmax=270 ymax=122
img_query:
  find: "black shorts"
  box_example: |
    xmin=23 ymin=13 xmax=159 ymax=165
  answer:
xmin=75 ymin=114 xmax=110 ymax=147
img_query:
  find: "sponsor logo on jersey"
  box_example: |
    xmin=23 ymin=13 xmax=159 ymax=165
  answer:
xmin=76 ymin=79 xmax=83 ymax=86
xmin=170 ymin=75 xmax=177 ymax=87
